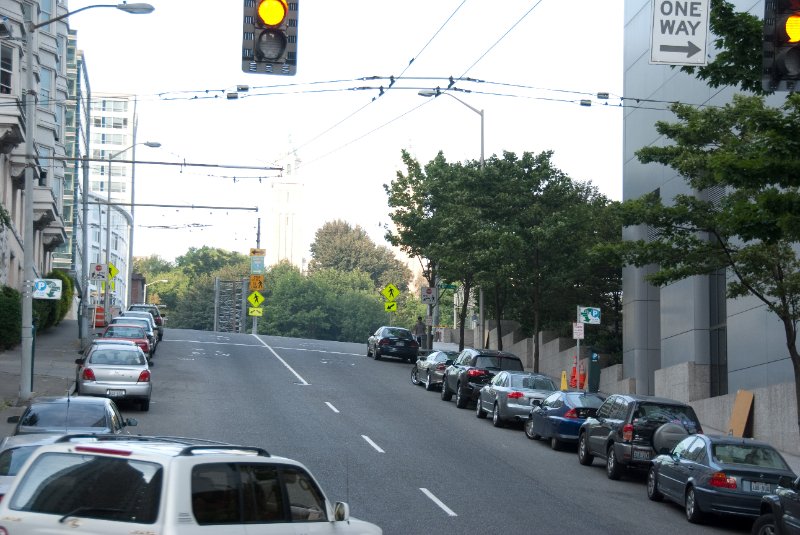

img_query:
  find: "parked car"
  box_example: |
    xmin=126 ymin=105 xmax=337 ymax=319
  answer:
xmin=109 ymin=316 xmax=157 ymax=354
xmin=0 ymin=434 xmax=66 ymax=502
xmin=525 ymin=391 xmax=606 ymax=450
xmin=75 ymin=343 xmax=153 ymax=411
xmin=367 ymin=326 xmax=419 ymax=362
xmin=476 ymin=371 xmax=556 ymax=427
xmin=121 ymin=310 xmax=158 ymax=341
xmin=753 ymin=474 xmax=800 ymax=535
xmin=99 ymin=323 xmax=151 ymax=357
xmin=441 ymin=348 xmax=524 ymax=408
xmin=577 ymin=394 xmax=703 ymax=480
xmin=411 ymin=350 xmax=458 ymax=391
xmin=647 ymin=434 xmax=796 ymax=524
xmin=129 ymin=303 xmax=165 ymax=340
xmin=0 ymin=435 xmax=382 ymax=533
xmin=6 ymin=396 xmax=137 ymax=436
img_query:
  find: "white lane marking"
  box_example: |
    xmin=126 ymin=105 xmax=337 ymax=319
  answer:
xmin=361 ymin=435 xmax=385 ymax=453
xmin=164 ymin=340 xmax=361 ymax=357
xmin=251 ymin=335 xmax=310 ymax=386
xmin=420 ymin=488 xmax=457 ymax=517
xmin=271 ymin=346 xmax=362 ymax=356
xmin=325 ymin=402 xmax=339 ymax=413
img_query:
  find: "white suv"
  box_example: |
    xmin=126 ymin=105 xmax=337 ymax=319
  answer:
xmin=0 ymin=435 xmax=382 ymax=534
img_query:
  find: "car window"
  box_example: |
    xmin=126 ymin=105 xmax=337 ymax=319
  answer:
xmin=384 ymin=328 xmax=412 ymax=339
xmin=610 ymin=398 xmax=629 ymax=420
xmin=533 ymin=377 xmax=556 ymax=390
xmin=0 ymin=445 xmax=39 ymax=476
xmin=542 ymin=392 xmax=560 ymax=407
xmin=636 ymin=403 xmax=702 ymax=432
xmin=672 ymin=436 xmax=698 ymax=458
xmin=105 ymin=326 xmax=146 ymax=339
xmin=712 ymin=444 xmax=791 ymax=470
xmin=490 ymin=372 xmax=505 ymax=386
xmin=566 ymin=393 xmax=605 ymax=408
xmin=283 ymin=467 xmax=327 ymax=522
xmin=243 ymin=464 xmax=286 ymax=522
xmin=685 ymin=439 xmax=708 ymax=464
xmin=596 ymin=396 xmax=616 ymax=418
xmin=20 ymin=403 xmax=107 ymax=428
xmin=109 ymin=405 xmax=122 ymax=432
xmin=9 ymin=452 xmax=162 ymax=523
xmin=192 ymin=463 xmax=241 ymax=524
xmin=500 ymin=357 xmax=524 ymax=371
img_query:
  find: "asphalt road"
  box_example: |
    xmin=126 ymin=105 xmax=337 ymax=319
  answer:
xmin=121 ymin=328 xmax=753 ymax=535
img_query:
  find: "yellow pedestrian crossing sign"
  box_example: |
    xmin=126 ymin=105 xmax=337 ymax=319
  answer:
xmin=381 ymin=283 xmax=400 ymax=302
xmin=385 ymin=301 xmax=398 ymax=312
xmin=248 ymin=307 xmax=263 ymax=317
xmin=247 ymin=291 xmax=264 ymax=307
xmin=108 ymin=262 xmax=119 ymax=279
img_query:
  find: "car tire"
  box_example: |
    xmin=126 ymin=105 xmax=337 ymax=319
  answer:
xmin=606 ymin=444 xmax=623 ymax=480
xmin=411 ymin=366 xmax=420 ymax=385
xmin=455 ymin=383 xmax=468 ymax=409
xmin=441 ymin=381 xmax=453 ymax=401
xmin=140 ymin=398 xmax=150 ymax=412
xmin=578 ymin=433 xmax=594 ymax=465
xmin=374 ymin=349 xmax=381 ymax=361
xmin=476 ymin=399 xmax=487 ymax=418
xmin=647 ymin=466 xmax=664 ymax=501
xmin=524 ymin=419 xmax=540 ymax=440
xmin=550 ymin=436 xmax=561 ymax=451
xmin=685 ymin=486 xmax=704 ymax=524
xmin=425 ymin=372 xmax=435 ymax=391
xmin=751 ymin=513 xmax=776 ymax=535
xmin=492 ymin=403 xmax=504 ymax=427
xmin=366 ymin=345 xmax=372 ymax=358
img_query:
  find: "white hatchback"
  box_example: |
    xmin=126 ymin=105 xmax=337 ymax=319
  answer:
xmin=0 ymin=435 xmax=382 ymax=534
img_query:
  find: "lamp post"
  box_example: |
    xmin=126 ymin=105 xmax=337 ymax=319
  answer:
xmin=143 ymin=279 xmax=168 ymax=304
xmin=104 ymin=141 xmax=160 ymax=322
xmin=418 ymin=89 xmax=485 ymax=348
xmin=18 ymin=2 xmax=155 ymax=401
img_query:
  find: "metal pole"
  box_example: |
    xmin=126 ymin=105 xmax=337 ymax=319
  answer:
xmin=478 ymin=108 xmax=485 ymax=348
xmin=103 ymin=153 xmax=112 ymax=324
xmin=20 ymin=22 xmax=36 ymax=401
xmin=80 ymin=61 xmax=91 ymax=346
xmin=127 ymin=100 xmax=138 ymax=308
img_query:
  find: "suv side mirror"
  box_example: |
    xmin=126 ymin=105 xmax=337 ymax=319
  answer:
xmin=125 ymin=418 xmax=138 ymax=427
xmin=334 ymin=502 xmax=350 ymax=521
xmin=7 ymin=415 xmax=20 ymax=424
xmin=75 ymin=358 xmax=84 ymax=365
xmin=531 ymin=399 xmax=542 ymax=407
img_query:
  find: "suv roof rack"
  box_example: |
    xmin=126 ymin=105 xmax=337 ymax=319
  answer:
xmin=178 ymin=445 xmax=270 ymax=457
xmin=54 ymin=434 xmax=233 ymax=446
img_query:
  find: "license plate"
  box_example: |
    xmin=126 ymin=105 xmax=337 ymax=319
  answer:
xmin=396 ymin=341 xmax=405 ymax=346
xmin=751 ymin=481 xmax=772 ymax=493
xmin=107 ymin=389 xmax=125 ymax=397
xmin=632 ymin=449 xmax=651 ymax=461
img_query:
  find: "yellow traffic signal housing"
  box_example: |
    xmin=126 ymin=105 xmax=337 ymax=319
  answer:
xmin=763 ymin=0 xmax=800 ymax=91
xmin=242 ymin=0 xmax=298 ymax=75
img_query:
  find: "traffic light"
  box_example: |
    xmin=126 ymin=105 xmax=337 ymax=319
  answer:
xmin=762 ymin=0 xmax=800 ymax=91
xmin=242 ymin=0 xmax=298 ymax=75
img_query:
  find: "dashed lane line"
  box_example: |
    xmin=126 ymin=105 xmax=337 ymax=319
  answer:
xmin=250 ymin=335 xmax=310 ymax=386
xmin=361 ymin=435 xmax=385 ymax=453
xmin=420 ymin=488 xmax=458 ymax=517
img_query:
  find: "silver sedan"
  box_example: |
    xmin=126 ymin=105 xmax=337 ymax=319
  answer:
xmin=476 ymin=371 xmax=556 ymax=427
xmin=75 ymin=344 xmax=152 ymax=411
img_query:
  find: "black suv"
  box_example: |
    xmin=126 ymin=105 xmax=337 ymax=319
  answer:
xmin=577 ymin=394 xmax=703 ymax=480
xmin=753 ymin=475 xmax=800 ymax=535
xmin=441 ymin=349 xmax=524 ymax=409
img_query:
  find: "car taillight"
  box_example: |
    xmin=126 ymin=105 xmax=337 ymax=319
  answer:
xmin=564 ymin=408 xmax=578 ymax=419
xmin=378 ymin=338 xmax=390 ymax=346
xmin=82 ymin=368 xmax=96 ymax=381
xmin=622 ymin=423 xmax=634 ymax=442
xmin=709 ymin=472 xmax=737 ymax=489
xmin=138 ymin=370 xmax=151 ymax=383
xmin=409 ymin=340 xmax=419 ymax=348
xmin=507 ymin=391 xmax=524 ymax=399
xmin=436 ymin=364 xmax=446 ymax=371
xmin=467 ymin=369 xmax=487 ymax=377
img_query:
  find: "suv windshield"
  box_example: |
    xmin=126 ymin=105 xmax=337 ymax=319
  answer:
xmin=475 ymin=356 xmax=524 ymax=371
xmin=9 ymin=452 xmax=162 ymax=523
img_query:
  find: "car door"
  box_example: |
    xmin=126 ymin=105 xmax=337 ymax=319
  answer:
xmin=781 ymin=476 xmax=800 ymax=534
xmin=657 ymin=436 xmax=698 ymax=501
xmin=587 ymin=396 xmax=620 ymax=457
xmin=532 ymin=392 xmax=561 ymax=438
xmin=445 ymin=351 xmax=468 ymax=392
xmin=481 ymin=371 xmax=505 ymax=413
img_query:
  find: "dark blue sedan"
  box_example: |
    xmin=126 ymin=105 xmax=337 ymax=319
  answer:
xmin=647 ymin=434 xmax=796 ymax=524
xmin=524 ymin=391 xmax=605 ymax=450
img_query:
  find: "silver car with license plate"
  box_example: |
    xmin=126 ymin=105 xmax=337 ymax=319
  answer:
xmin=75 ymin=344 xmax=152 ymax=411
xmin=476 ymin=371 xmax=556 ymax=427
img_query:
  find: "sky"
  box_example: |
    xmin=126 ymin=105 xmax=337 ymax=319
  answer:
xmin=66 ymin=0 xmax=624 ymax=264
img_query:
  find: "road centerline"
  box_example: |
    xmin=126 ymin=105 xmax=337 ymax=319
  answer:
xmin=361 ymin=435 xmax=385 ymax=453
xmin=251 ymin=335 xmax=310 ymax=386
xmin=325 ymin=402 xmax=339 ymax=413
xmin=420 ymin=488 xmax=458 ymax=517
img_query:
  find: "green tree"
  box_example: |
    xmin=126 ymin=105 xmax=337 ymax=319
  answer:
xmin=309 ymin=220 xmax=412 ymax=291
xmin=0 ymin=286 xmax=21 ymax=349
xmin=175 ymin=246 xmax=248 ymax=279
xmin=134 ymin=255 xmax=174 ymax=277
xmin=613 ymin=92 xmax=800 ymax=434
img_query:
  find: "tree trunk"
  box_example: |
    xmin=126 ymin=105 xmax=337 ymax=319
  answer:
xmin=780 ymin=315 xmax=800 ymax=437
xmin=495 ymin=282 xmax=503 ymax=351
xmin=457 ymin=276 xmax=472 ymax=352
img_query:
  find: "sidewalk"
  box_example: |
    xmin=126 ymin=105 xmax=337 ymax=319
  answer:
xmin=0 ymin=319 xmax=85 ymax=438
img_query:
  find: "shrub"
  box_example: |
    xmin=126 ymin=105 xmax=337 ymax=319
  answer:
xmin=0 ymin=286 xmax=21 ymax=349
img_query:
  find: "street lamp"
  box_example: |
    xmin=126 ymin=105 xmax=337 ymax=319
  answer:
xmin=104 ymin=141 xmax=160 ymax=322
xmin=18 ymin=2 xmax=154 ymax=401
xmin=143 ymin=280 xmax=168 ymax=304
xmin=418 ymin=89 xmax=486 ymax=348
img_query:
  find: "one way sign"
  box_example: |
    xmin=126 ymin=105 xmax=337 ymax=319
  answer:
xmin=650 ymin=0 xmax=709 ymax=66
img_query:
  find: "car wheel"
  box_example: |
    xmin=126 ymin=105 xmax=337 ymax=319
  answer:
xmin=751 ymin=513 xmax=776 ymax=535
xmin=425 ymin=372 xmax=435 ymax=391
xmin=578 ymin=433 xmax=594 ymax=465
xmin=524 ymin=419 xmax=540 ymax=440
xmin=374 ymin=348 xmax=381 ymax=361
xmin=411 ymin=366 xmax=420 ymax=385
xmin=606 ymin=444 xmax=623 ymax=480
xmin=550 ymin=436 xmax=561 ymax=451
xmin=441 ymin=380 xmax=453 ymax=401
xmin=140 ymin=398 xmax=150 ymax=412
xmin=366 ymin=345 xmax=372 ymax=358
xmin=685 ymin=486 xmax=704 ymax=524
xmin=455 ymin=383 xmax=468 ymax=409
xmin=647 ymin=466 xmax=664 ymax=501
xmin=492 ymin=403 xmax=504 ymax=427
xmin=476 ymin=398 xmax=487 ymax=419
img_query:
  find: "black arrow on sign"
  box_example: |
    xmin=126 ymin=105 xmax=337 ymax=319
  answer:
xmin=660 ymin=41 xmax=701 ymax=58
